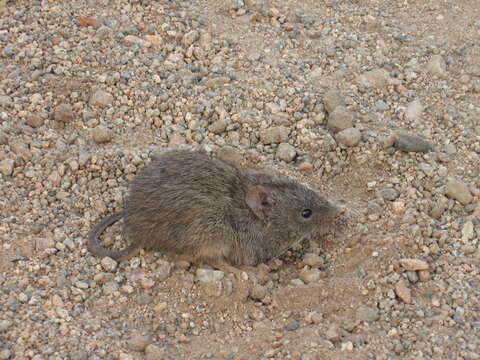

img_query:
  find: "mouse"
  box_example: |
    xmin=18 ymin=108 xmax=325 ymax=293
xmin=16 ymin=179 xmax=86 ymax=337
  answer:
xmin=88 ymin=150 xmax=339 ymax=268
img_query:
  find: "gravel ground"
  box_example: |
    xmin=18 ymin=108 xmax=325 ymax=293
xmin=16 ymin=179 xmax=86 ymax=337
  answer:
xmin=1 ymin=0 xmax=479 ymax=359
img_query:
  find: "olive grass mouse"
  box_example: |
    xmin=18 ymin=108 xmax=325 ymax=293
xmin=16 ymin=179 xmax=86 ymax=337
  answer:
xmin=88 ymin=150 xmax=339 ymax=268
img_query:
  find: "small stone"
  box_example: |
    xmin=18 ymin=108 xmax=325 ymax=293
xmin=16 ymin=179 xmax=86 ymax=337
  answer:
xmin=461 ymin=221 xmax=475 ymax=241
xmin=92 ymin=126 xmax=113 ymax=144
xmin=140 ymin=278 xmax=155 ymax=289
xmin=426 ymin=55 xmax=448 ymax=78
xmin=196 ymin=268 xmax=224 ymax=283
xmin=260 ymin=126 xmax=290 ymax=144
xmin=70 ymin=350 xmax=88 ymax=360
xmin=76 ymin=16 xmax=97 ymax=27
xmin=327 ymin=106 xmax=354 ymax=133
xmin=404 ymin=99 xmax=424 ymax=122
xmin=0 ymin=159 xmax=14 ymax=176
xmin=323 ymin=90 xmax=345 ymax=114
xmin=93 ymin=272 xmax=114 ymax=284
xmin=325 ymin=324 xmax=341 ymax=342
xmin=103 ymin=281 xmax=119 ymax=294
xmin=75 ymin=280 xmax=89 ymax=289
xmin=10 ymin=142 xmax=32 ymax=161
xmin=127 ymin=335 xmax=152 ymax=351
xmin=276 ymin=143 xmax=297 ymax=162
xmin=250 ymin=284 xmax=267 ymax=301
xmin=336 ymin=127 xmax=361 ymax=147
xmin=418 ymin=270 xmax=430 ymax=282
xmin=341 ymin=341 xmax=354 ymax=352
xmin=299 ymin=268 xmax=320 ymax=284
xmin=0 ymin=349 xmax=11 ymax=360
xmin=394 ymin=131 xmax=433 ymax=153
xmin=399 ymin=258 xmax=429 ymax=271
xmin=89 ymin=90 xmax=114 ymax=107
xmin=54 ymin=104 xmax=74 ymax=123
xmin=297 ymin=162 xmax=313 ymax=172
xmin=101 ymin=257 xmax=118 ymax=271
xmin=156 ymin=261 xmax=172 ymax=281
xmin=305 ymin=311 xmax=323 ymax=324
xmin=356 ymin=306 xmax=379 ymax=322
xmin=445 ymin=179 xmax=473 ymax=205
xmin=430 ymin=200 xmax=447 ymax=219
xmin=380 ymin=188 xmax=399 ymax=201
xmin=356 ymin=68 xmax=399 ymax=88
xmin=0 ymin=132 xmax=8 ymax=145
xmin=406 ymin=271 xmax=418 ymax=283
xmin=36 ymin=237 xmax=55 ymax=251
xmin=302 ymin=253 xmax=323 ymax=267
xmin=209 ymin=119 xmax=227 ymax=134
xmin=418 ymin=162 xmax=434 ymax=177
xmin=285 ymin=320 xmax=299 ymax=331
xmin=144 ymin=35 xmax=163 ymax=48
xmin=395 ymin=280 xmax=412 ymax=304
xmin=182 ymin=30 xmax=199 ymax=46
xmin=25 ymin=113 xmax=44 ymax=128
xmin=391 ymin=201 xmax=405 ymax=214
xmin=0 ymin=320 xmax=12 ymax=332
xmin=145 ymin=344 xmax=165 ymax=360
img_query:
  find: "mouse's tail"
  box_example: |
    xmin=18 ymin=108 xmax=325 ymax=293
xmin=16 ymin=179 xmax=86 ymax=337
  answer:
xmin=87 ymin=211 xmax=140 ymax=261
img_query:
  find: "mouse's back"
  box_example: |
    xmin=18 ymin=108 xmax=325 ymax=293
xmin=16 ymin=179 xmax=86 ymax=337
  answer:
xmin=122 ymin=150 xmax=248 ymax=254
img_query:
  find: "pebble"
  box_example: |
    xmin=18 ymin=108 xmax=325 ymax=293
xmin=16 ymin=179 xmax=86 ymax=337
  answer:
xmin=418 ymin=162 xmax=434 ymax=177
xmin=404 ymin=99 xmax=424 ymax=122
xmin=101 ymin=257 xmax=118 ymax=271
xmin=76 ymin=16 xmax=97 ymax=27
xmin=0 ymin=159 xmax=14 ymax=176
xmin=25 ymin=113 xmax=45 ymax=128
xmin=156 ymin=261 xmax=172 ymax=281
xmin=196 ymin=268 xmax=224 ymax=283
xmin=285 ymin=320 xmax=300 ymax=331
xmin=299 ymin=268 xmax=320 ymax=283
xmin=327 ymin=106 xmax=354 ymax=133
xmin=394 ymin=131 xmax=434 ymax=153
xmin=209 ymin=119 xmax=227 ymax=134
xmin=127 ymin=335 xmax=152 ymax=351
xmin=89 ymin=90 xmax=114 ymax=107
xmin=426 ymin=55 xmax=448 ymax=78
xmin=182 ymin=30 xmax=199 ymax=46
xmin=54 ymin=104 xmax=74 ymax=123
xmin=302 ymin=253 xmax=323 ymax=267
xmin=395 ymin=280 xmax=412 ymax=304
xmin=35 ymin=237 xmax=55 ymax=251
xmin=380 ymin=188 xmax=399 ymax=201
xmin=323 ymin=90 xmax=345 ymax=113
xmin=0 ymin=320 xmax=12 ymax=332
xmin=335 ymin=127 xmax=361 ymax=147
xmin=461 ymin=221 xmax=475 ymax=241
xmin=356 ymin=306 xmax=380 ymax=322
xmin=445 ymin=178 xmax=473 ymax=205
xmin=70 ymin=351 xmax=88 ymax=360
xmin=356 ymin=68 xmax=399 ymax=88
xmin=250 ymin=284 xmax=267 ymax=301
xmin=199 ymin=280 xmax=223 ymax=297
xmin=260 ymin=126 xmax=290 ymax=144
xmin=325 ymin=324 xmax=341 ymax=342
xmin=276 ymin=143 xmax=297 ymax=162
xmin=430 ymin=200 xmax=447 ymax=219
xmin=92 ymin=126 xmax=113 ymax=144
xmin=102 ymin=281 xmax=119 ymax=294
xmin=10 ymin=142 xmax=32 ymax=161
xmin=145 ymin=344 xmax=165 ymax=360
xmin=418 ymin=270 xmax=430 ymax=282
xmin=0 ymin=349 xmax=11 ymax=360
xmin=399 ymin=258 xmax=429 ymax=271
xmin=406 ymin=271 xmax=418 ymax=283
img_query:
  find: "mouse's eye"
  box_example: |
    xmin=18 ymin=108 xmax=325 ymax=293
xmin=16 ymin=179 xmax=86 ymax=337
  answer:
xmin=302 ymin=209 xmax=312 ymax=218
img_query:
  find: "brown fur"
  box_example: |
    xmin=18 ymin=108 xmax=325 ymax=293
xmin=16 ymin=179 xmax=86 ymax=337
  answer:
xmin=88 ymin=150 xmax=338 ymax=266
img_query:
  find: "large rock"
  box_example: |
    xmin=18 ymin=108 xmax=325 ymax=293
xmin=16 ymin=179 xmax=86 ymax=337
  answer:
xmin=260 ymin=126 xmax=290 ymax=144
xmin=394 ymin=132 xmax=433 ymax=153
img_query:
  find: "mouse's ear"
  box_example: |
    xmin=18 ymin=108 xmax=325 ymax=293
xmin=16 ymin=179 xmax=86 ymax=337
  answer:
xmin=246 ymin=186 xmax=274 ymax=219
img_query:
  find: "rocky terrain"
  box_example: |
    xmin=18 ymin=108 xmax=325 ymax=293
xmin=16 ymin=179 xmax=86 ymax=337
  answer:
xmin=0 ymin=0 xmax=479 ymax=359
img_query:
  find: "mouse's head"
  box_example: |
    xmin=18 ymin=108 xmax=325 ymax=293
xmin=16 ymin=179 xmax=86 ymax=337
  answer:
xmin=246 ymin=175 xmax=339 ymax=256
